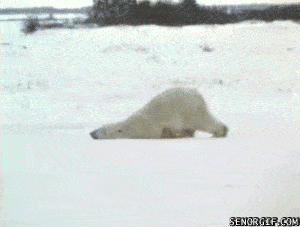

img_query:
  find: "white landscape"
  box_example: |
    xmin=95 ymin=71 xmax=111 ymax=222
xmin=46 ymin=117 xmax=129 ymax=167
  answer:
xmin=1 ymin=19 xmax=300 ymax=226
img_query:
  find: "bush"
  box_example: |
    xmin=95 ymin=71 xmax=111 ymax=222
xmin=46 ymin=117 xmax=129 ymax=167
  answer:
xmin=22 ymin=17 xmax=39 ymax=34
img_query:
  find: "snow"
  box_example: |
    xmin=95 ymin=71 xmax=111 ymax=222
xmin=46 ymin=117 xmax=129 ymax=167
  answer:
xmin=1 ymin=20 xmax=300 ymax=226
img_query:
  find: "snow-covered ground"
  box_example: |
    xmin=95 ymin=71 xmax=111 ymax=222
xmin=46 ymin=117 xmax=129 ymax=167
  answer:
xmin=1 ymin=20 xmax=300 ymax=226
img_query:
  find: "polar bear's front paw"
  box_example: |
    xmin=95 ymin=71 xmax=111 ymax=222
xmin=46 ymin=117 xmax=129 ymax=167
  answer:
xmin=180 ymin=129 xmax=195 ymax=138
xmin=160 ymin=128 xmax=176 ymax=138
xmin=160 ymin=128 xmax=195 ymax=139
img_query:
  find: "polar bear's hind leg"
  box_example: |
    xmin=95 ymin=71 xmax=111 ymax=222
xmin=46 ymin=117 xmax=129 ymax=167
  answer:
xmin=213 ymin=125 xmax=228 ymax=138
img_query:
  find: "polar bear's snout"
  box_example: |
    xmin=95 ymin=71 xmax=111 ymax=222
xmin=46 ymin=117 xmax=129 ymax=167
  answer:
xmin=90 ymin=128 xmax=108 ymax=139
xmin=90 ymin=130 xmax=99 ymax=139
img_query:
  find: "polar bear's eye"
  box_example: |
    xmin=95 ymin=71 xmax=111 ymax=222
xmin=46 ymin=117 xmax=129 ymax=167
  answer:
xmin=118 ymin=130 xmax=123 ymax=133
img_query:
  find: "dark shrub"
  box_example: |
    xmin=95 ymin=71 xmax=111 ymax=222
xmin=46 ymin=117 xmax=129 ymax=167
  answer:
xmin=22 ymin=17 xmax=39 ymax=34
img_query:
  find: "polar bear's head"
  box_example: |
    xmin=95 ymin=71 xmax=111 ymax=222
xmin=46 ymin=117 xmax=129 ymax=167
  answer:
xmin=90 ymin=122 xmax=134 ymax=139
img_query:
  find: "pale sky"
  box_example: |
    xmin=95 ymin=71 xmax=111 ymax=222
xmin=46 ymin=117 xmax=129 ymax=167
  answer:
xmin=0 ymin=0 xmax=298 ymax=9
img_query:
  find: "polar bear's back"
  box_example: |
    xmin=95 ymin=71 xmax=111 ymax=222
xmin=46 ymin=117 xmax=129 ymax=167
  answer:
xmin=137 ymin=87 xmax=208 ymax=129
xmin=143 ymin=87 xmax=206 ymax=113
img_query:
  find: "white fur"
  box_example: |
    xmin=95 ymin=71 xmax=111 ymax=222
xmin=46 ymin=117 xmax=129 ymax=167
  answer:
xmin=90 ymin=87 xmax=228 ymax=139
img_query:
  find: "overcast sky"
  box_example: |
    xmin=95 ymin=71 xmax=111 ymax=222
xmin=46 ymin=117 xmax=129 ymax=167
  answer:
xmin=0 ymin=0 xmax=298 ymax=8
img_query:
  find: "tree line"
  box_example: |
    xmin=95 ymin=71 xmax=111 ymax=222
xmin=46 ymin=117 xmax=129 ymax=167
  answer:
xmin=87 ymin=0 xmax=300 ymax=26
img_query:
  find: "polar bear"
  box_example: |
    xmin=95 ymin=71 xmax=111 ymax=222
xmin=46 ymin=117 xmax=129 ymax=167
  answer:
xmin=90 ymin=87 xmax=228 ymax=139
